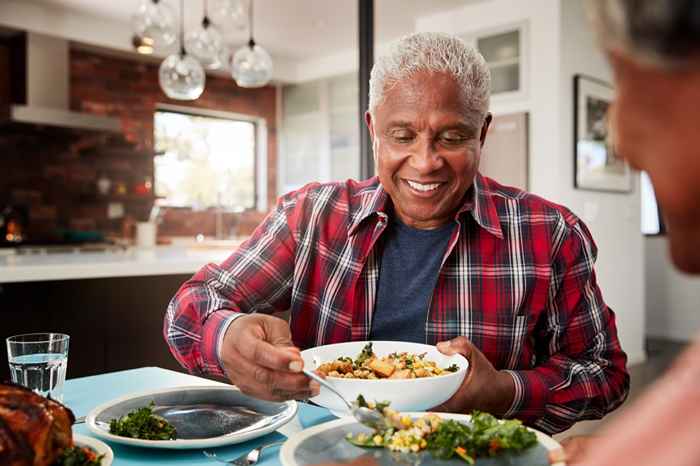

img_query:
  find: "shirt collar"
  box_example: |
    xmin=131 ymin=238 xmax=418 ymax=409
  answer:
xmin=464 ymin=173 xmax=503 ymax=239
xmin=348 ymin=177 xmax=390 ymax=236
xmin=347 ymin=174 xmax=503 ymax=239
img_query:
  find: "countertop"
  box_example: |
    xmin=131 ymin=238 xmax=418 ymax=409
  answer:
xmin=0 ymin=245 xmax=235 ymax=283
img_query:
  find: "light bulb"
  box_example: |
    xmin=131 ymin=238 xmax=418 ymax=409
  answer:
xmin=231 ymin=40 xmax=273 ymax=88
xmin=159 ymin=52 xmax=206 ymax=100
xmin=185 ymin=18 xmax=225 ymax=70
xmin=132 ymin=0 xmax=177 ymax=50
xmin=210 ymin=0 xmax=248 ymax=31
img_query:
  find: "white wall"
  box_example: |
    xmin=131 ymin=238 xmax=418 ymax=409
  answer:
xmin=418 ymin=0 xmax=646 ymax=364
xmin=558 ymin=0 xmax=645 ymax=364
xmin=646 ymin=236 xmax=700 ymax=341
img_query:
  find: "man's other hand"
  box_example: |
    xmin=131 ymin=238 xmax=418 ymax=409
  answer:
xmin=433 ymin=336 xmax=515 ymax=415
xmin=220 ymin=314 xmax=320 ymax=401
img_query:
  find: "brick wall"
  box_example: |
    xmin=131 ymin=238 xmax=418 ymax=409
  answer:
xmin=70 ymin=48 xmax=278 ymax=237
xmin=0 ymin=47 xmax=277 ymax=242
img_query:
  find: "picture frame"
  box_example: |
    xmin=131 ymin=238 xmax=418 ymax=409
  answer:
xmin=573 ymin=74 xmax=632 ymax=193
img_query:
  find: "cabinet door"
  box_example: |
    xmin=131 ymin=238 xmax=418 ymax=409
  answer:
xmin=47 ymin=280 xmax=107 ymax=378
xmin=102 ymin=275 xmax=188 ymax=374
xmin=0 ymin=282 xmax=53 ymax=380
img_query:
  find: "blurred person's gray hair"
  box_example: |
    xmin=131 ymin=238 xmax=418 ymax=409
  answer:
xmin=587 ymin=0 xmax=700 ymax=67
xmin=368 ymin=32 xmax=491 ymax=133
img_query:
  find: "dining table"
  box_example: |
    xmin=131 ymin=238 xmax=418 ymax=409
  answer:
xmin=65 ymin=366 xmax=338 ymax=466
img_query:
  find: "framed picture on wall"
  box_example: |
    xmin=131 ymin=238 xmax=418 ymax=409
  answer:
xmin=574 ymin=74 xmax=632 ymax=192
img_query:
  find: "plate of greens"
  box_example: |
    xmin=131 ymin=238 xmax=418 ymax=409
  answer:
xmin=85 ymin=385 xmax=297 ymax=449
xmin=56 ymin=434 xmax=113 ymax=466
xmin=280 ymin=401 xmax=563 ymax=466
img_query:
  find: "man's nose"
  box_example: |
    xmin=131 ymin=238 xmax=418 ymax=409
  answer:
xmin=409 ymin=139 xmax=444 ymax=173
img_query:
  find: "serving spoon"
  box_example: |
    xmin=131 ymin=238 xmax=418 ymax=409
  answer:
xmin=302 ymin=369 xmax=386 ymax=431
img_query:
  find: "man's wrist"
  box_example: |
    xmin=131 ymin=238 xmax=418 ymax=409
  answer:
xmin=487 ymin=370 xmax=516 ymax=416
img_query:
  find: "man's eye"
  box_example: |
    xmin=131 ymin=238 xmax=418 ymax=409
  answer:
xmin=440 ymin=132 xmax=468 ymax=145
xmin=391 ymin=131 xmax=414 ymax=143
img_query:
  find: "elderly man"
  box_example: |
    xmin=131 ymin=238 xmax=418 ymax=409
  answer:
xmin=555 ymin=1 xmax=700 ymax=465
xmin=164 ymin=32 xmax=628 ymax=434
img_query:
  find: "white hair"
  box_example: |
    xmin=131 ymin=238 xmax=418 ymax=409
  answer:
xmin=368 ymin=32 xmax=491 ymax=131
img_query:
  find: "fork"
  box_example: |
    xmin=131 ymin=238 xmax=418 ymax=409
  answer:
xmin=203 ymin=441 xmax=285 ymax=466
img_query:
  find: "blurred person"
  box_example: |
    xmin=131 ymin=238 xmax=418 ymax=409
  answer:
xmin=557 ymin=1 xmax=700 ymax=464
xmin=164 ymin=32 xmax=629 ymax=434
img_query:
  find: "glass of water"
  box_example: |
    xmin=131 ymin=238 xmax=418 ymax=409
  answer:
xmin=6 ymin=333 xmax=70 ymax=402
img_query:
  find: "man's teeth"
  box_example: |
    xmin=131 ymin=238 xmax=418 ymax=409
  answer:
xmin=406 ymin=180 xmax=441 ymax=192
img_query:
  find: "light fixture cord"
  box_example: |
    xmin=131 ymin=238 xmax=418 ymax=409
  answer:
xmin=179 ymin=0 xmax=185 ymax=55
xmin=203 ymin=0 xmax=210 ymax=27
xmin=248 ymin=0 xmax=255 ymax=48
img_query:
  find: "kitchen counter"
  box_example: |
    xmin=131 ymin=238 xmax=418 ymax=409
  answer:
xmin=0 ymin=245 xmax=234 ymax=283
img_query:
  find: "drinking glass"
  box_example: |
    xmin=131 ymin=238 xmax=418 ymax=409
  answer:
xmin=6 ymin=333 xmax=70 ymax=402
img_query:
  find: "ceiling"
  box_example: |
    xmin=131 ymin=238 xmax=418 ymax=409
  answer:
xmin=37 ymin=0 xmax=477 ymax=60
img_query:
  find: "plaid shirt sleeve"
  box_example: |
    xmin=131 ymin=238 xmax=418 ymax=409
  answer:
xmin=163 ymin=192 xmax=299 ymax=377
xmin=503 ymin=218 xmax=630 ymax=434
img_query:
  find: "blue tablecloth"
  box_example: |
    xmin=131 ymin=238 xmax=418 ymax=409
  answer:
xmin=65 ymin=367 xmax=337 ymax=466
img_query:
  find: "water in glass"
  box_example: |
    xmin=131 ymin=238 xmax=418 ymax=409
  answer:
xmin=6 ymin=333 xmax=70 ymax=402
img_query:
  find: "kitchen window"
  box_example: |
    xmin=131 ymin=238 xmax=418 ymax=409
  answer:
xmin=154 ymin=108 xmax=258 ymax=210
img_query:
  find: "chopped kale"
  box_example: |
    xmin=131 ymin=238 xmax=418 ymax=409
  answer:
xmin=53 ymin=446 xmax=103 ymax=466
xmin=355 ymin=342 xmax=374 ymax=365
xmin=108 ymin=402 xmax=176 ymax=440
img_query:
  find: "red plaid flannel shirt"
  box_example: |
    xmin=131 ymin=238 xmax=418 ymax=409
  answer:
xmin=164 ymin=174 xmax=629 ymax=434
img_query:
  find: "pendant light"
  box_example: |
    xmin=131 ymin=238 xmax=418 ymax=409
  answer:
xmin=159 ymin=0 xmax=205 ymax=100
xmin=132 ymin=0 xmax=176 ymax=52
xmin=185 ymin=0 xmax=225 ymax=70
xmin=231 ymin=0 xmax=273 ymax=88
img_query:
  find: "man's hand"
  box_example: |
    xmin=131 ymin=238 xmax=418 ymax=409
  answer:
xmin=552 ymin=436 xmax=596 ymax=465
xmin=220 ymin=314 xmax=319 ymax=401
xmin=433 ymin=336 xmax=515 ymax=415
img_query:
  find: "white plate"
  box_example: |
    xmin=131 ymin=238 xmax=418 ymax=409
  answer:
xmin=86 ymin=385 xmax=297 ymax=449
xmin=302 ymin=341 xmax=468 ymax=413
xmin=73 ymin=434 xmax=114 ymax=466
xmin=280 ymin=412 xmax=565 ymax=466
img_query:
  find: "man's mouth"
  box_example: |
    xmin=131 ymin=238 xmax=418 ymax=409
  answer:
xmin=404 ymin=179 xmax=444 ymax=194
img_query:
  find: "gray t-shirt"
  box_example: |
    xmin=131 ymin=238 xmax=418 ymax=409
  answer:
xmin=369 ymin=217 xmax=455 ymax=343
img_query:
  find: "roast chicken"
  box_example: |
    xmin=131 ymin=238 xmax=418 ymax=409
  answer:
xmin=0 ymin=381 xmax=75 ymax=466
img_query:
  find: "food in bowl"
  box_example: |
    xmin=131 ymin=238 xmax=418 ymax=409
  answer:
xmin=301 ymin=341 xmax=468 ymax=413
xmin=346 ymin=397 xmax=537 ymax=464
xmin=53 ymin=445 xmax=103 ymax=466
xmin=317 ymin=343 xmax=458 ymax=379
xmin=108 ymin=402 xmax=176 ymax=440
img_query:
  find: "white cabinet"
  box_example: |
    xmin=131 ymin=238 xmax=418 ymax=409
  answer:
xmin=462 ymin=25 xmax=527 ymax=100
xmin=280 ymin=73 xmax=359 ymax=194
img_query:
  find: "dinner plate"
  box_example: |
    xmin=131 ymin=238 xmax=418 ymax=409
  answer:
xmin=73 ymin=434 xmax=114 ymax=466
xmin=86 ymin=385 xmax=297 ymax=449
xmin=280 ymin=412 xmax=565 ymax=466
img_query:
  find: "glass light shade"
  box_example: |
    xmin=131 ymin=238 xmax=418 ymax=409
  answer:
xmin=185 ymin=19 xmax=225 ymax=70
xmin=159 ymin=53 xmax=206 ymax=100
xmin=132 ymin=0 xmax=177 ymax=49
xmin=210 ymin=0 xmax=248 ymax=31
xmin=231 ymin=42 xmax=273 ymax=88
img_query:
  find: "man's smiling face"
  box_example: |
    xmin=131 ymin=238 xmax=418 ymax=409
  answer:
xmin=367 ymin=70 xmax=490 ymax=230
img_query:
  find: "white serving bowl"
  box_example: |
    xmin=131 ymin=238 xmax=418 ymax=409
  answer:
xmin=301 ymin=341 xmax=468 ymax=414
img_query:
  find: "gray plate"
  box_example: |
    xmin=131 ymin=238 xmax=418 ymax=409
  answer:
xmin=280 ymin=414 xmax=564 ymax=466
xmin=86 ymin=385 xmax=297 ymax=449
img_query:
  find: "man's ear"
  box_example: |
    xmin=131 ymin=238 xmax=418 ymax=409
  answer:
xmin=365 ymin=111 xmax=375 ymax=141
xmin=479 ymin=113 xmax=493 ymax=148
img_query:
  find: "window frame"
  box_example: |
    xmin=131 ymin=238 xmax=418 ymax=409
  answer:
xmin=154 ymin=103 xmax=268 ymax=212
